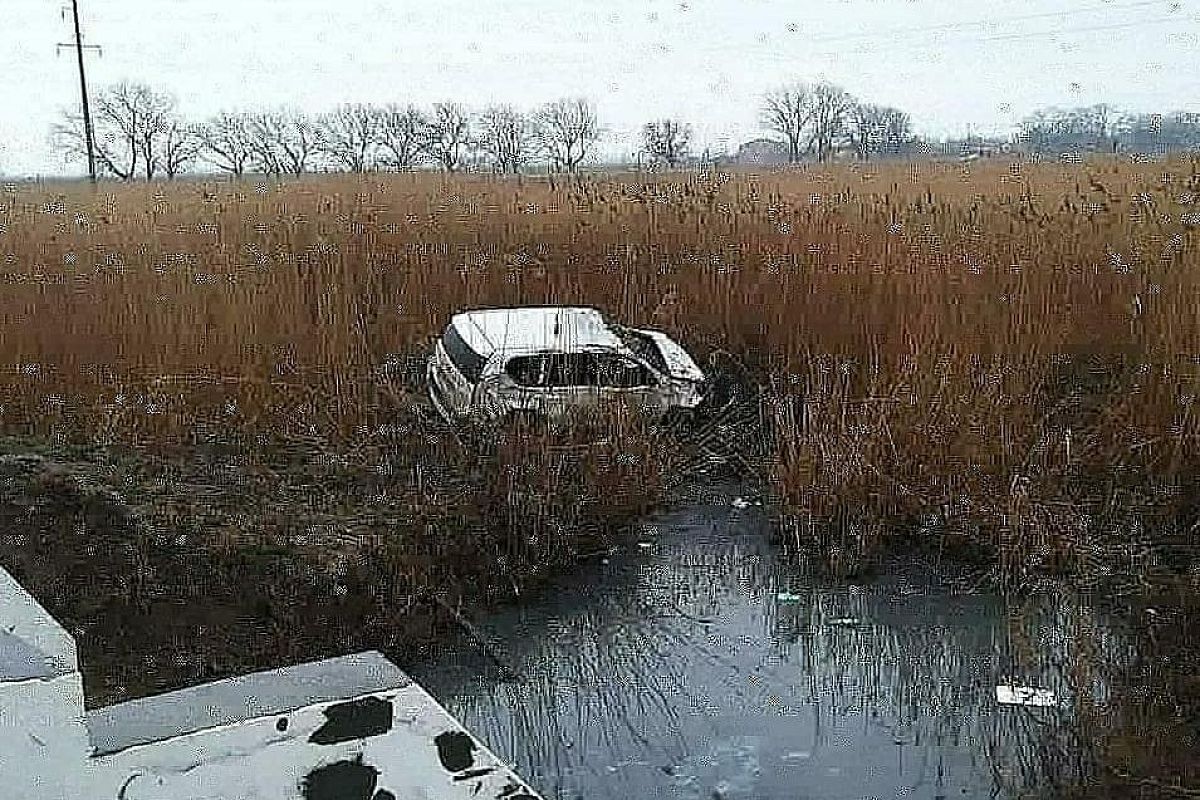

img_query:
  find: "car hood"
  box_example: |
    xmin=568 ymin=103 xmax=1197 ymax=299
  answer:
xmin=634 ymin=329 xmax=706 ymax=383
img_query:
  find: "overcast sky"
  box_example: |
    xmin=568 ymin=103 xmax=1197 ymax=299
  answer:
xmin=2 ymin=0 xmax=1199 ymax=176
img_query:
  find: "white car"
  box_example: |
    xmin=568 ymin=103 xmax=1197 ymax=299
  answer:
xmin=426 ymin=306 xmax=706 ymax=428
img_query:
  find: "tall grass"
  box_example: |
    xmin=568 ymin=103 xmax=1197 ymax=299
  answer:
xmin=2 ymin=161 xmax=1197 ymax=578
xmin=1 ymin=161 xmax=1199 ymax=788
xmin=4 ymin=163 xmax=1199 ymax=548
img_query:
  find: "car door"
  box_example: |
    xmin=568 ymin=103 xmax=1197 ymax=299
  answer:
xmin=542 ymin=353 xmax=603 ymax=420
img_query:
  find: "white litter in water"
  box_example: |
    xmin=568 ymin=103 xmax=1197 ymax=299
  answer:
xmin=996 ymin=685 xmax=1058 ymax=707
xmin=780 ymin=751 xmax=812 ymax=762
xmin=776 ymin=592 xmax=803 ymax=602
xmin=637 ymin=542 xmax=653 ymax=549
xmin=828 ymin=617 xmax=860 ymax=627
xmin=731 ymin=497 xmax=751 ymax=509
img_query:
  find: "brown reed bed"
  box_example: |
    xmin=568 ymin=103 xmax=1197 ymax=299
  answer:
xmin=1 ymin=160 xmax=1198 ymax=789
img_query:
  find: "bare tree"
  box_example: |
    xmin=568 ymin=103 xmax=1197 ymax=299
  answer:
xmin=761 ymin=85 xmax=813 ymax=164
xmin=641 ymin=119 xmax=693 ymax=168
xmin=249 ymin=110 xmax=319 ymax=176
xmin=425 ymin=102 xmax=471 ymax=173
xmin=847 ymin=104 xmax=911 ymax=161
xmin=375 ymin=104 xmax=429 ymax=171
xmin=246 ymin=112 xmax=283 ymax=176
xmin=534 ymin=98 xmax=599 ymax=173
xmin=316 ymin=104 xmax=380 ymax=173
xmin=53 ymin=82 xmax=176 ymax=180
xmin=134 ymin=90 xmax=180 ymax=180
xmin=477 ymin=105 xmax=537 ymax=173
xmin=200 ymin=112 xmax=258 ymax=176
xmin=161 ymin=120 xmax=201 ymax=178
xmin=809 ymin=82 xmax=855 ymax=163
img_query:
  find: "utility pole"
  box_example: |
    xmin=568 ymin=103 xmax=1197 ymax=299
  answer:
xmin=58 ymin=1 xmax=101 ymax=183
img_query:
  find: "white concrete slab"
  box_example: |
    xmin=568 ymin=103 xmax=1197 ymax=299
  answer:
xmin=0 ymin=565 xmax=77 ymax=672
xmin=87 ymin=651 xmax=411 ymax=756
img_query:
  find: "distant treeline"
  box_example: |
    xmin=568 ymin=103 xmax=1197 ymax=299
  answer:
xmin=51 ymin=84 xmax=606 ymax=181
xmin=42 ymin=82 xmax=1200 ymax=180
xmin=1015 ymin=105 xmax=1200 ymax=156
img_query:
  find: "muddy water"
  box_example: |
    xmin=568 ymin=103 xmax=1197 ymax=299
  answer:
xmin=411 ymin=484 xmax=1093 ymax=800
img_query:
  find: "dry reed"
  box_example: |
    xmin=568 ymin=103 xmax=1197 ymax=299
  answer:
xmin=1 ymin=161 xmax=1199 ymax=790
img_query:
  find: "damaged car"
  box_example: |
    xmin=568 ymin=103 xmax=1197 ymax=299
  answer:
xmin=426 ymin=306 xmax=706 ymax=428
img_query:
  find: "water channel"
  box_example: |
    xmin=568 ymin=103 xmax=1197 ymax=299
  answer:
xmin=413 ymin=482 xmax=1104 ymax=800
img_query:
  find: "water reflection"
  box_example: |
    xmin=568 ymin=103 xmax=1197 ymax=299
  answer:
xmin=413 ymin=487 xmax=1106 ymax=799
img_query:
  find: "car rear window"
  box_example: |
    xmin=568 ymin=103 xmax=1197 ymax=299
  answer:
xmin=441 ymin=324 xmax=486 ymax=383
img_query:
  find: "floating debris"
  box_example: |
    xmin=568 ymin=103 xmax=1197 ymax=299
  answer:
xmin=995 ymin=685 xmax=1057 ymax=707
xmin=637 ymin=542 xmax=653 ymax=549
xmin=776 ymin=592 xmax=803 ymax=603
xmin=730 ymin=496 xmax=764 ymax=508
xmin=827 ymin=617 xmax=861 ymax=627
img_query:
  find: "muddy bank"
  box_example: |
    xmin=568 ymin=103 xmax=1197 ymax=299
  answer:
xmin=0 ymin=422 xmax=697 ymax=707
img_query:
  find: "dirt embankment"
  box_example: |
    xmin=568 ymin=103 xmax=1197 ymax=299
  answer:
xmin=0 ymin=411 xmax=707 ymax=707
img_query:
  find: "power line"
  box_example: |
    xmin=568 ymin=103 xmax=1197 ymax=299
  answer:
xmin=817 ymin=14 xmax=1189 ymax=52
xmin=730 ymin=12 xmax=1193 ymax=61
xmin=796 ymin=0 xmax=1175 ymax=45
xmin=976 ymin=14 xmax=1184 ymax=42
xmin=688 ymin=1 xmax=1190 ymax=62
xmin=56 ymin=0 xmax=101 ymax=184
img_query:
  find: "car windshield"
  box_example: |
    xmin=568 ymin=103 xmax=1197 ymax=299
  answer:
xmin=505 ymin=352 xmax=654 ymax=388
xmin=614 ymin=328 xmax=669 ymax=374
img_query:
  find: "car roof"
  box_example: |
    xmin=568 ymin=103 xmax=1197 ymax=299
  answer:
xmin=449 ymin=306 xmax=626 ymax=358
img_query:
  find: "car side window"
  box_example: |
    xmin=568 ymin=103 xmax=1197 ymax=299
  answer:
xmin=505 ymin=353 xmax=655 ymax=388
xmin=592 ymin=354 xmax=655 ymax=388
xmin=547 ymin=354 xmax=590 ymax=387
xmin=505 ymin=355 xmax=549 ymax=386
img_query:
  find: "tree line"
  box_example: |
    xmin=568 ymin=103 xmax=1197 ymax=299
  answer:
xmin=49 ymin=79 xmax=920 ymax=180
xmin=1016 ymin=104 xmax=1200 ymax=155
xmin=52 ymin=84 xmax=608 ymax=180
xmin=45 ymin=81 xmax=1200 ymax=180
xmin=759 ymin=81 xmax=914 ymax=163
